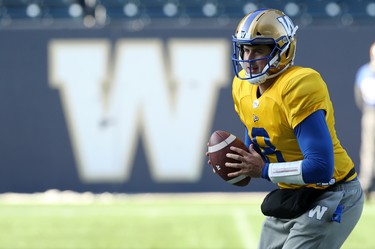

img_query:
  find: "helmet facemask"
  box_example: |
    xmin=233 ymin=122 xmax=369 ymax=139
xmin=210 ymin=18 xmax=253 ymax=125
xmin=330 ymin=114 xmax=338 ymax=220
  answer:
xmin=232 ymin=39 xmax=280 ymax=85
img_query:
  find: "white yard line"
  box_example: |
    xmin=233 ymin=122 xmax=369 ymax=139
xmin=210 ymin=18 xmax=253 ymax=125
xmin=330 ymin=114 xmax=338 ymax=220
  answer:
xmin=233 ymin=208 xmax=257 ymax=249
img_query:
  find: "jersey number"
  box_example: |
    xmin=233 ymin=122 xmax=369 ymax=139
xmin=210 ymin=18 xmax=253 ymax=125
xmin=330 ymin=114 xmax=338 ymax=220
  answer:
xmin=251 ymin=127 xmax=285 ymax=163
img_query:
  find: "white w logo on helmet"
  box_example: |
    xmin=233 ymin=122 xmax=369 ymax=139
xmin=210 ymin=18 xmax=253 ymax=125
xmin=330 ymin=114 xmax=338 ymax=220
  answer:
xmin=277 ymin=15 xmax=298 ymax=39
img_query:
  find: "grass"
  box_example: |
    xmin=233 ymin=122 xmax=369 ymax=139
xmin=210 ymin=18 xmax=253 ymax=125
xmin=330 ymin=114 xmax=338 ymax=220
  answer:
xmin=0 ymin=191 xmax=373 ymax=249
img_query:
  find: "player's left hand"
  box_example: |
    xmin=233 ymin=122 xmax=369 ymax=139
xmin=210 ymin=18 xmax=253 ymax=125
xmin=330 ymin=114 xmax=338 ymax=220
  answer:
xmin=225 ymin=144 xmax=264 ymax=178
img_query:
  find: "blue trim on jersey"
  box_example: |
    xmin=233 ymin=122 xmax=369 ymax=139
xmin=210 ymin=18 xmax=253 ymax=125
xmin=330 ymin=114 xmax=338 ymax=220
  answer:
xmin=261 ymin=110 xmax=334 ymax=183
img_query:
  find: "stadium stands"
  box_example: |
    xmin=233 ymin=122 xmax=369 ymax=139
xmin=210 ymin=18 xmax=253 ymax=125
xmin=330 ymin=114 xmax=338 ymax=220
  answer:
xmin=0 ymin=0 xmax=374 ymax=28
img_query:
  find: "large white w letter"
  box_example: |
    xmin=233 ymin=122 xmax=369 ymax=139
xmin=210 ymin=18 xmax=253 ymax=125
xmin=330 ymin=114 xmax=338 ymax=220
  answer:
xmin=48 ymin=39 xmax=229 ymax=183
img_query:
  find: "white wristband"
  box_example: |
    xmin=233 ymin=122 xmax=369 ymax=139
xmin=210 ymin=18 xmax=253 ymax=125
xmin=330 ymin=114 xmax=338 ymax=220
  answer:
xmin=268 ymin=160 xmax=305 ymax=185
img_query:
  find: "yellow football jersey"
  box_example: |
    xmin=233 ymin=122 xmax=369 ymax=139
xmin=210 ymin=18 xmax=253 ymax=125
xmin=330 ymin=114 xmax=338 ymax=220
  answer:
xmin=232 ymin=66 xmax=356 ymax=189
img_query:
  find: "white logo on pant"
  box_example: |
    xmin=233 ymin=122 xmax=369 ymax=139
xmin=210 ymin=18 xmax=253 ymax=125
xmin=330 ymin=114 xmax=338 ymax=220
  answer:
xmin=308 ymin=205 xmax=328 ymax=220
xmin=48 ymin=38 xmax=229 ymax=183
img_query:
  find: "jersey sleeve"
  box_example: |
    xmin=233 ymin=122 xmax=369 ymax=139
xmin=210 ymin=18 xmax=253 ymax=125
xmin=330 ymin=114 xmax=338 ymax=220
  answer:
xmin=261 ymin=110 xmax=334 ymax=184
xmin=282 ymin=69 xmax=329 ymax=128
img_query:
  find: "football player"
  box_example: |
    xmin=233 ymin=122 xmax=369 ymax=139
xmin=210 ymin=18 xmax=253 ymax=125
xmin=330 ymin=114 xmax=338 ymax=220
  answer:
xmin=225 ymin=8 xmax=363 ymax=248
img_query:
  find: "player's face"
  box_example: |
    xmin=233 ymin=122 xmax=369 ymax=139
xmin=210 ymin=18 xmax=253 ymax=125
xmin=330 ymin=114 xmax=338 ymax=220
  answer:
xmin=242 ymin=44 xmax=272 ymax=75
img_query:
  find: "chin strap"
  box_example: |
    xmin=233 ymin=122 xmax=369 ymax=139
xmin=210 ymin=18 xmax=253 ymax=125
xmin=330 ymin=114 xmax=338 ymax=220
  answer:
xmin=247 ymin=73 xmax=268 ymax=85
xmin=247 ymin=63 xmax=291 ymax=85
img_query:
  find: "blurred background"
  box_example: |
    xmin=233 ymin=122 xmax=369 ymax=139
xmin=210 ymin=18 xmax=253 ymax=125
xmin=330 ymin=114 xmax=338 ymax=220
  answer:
xmin=0 ymin=0 xmax=374 ymax=194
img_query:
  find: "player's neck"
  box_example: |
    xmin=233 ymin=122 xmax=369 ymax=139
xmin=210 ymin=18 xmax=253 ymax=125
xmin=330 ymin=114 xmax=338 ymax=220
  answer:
xmin=258 ymin=78 xmax=276 ymax=96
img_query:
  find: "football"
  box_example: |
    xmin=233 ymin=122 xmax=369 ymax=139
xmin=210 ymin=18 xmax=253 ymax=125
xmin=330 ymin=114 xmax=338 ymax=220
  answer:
xmin=208 ymin=130 xmax=251 ymax=186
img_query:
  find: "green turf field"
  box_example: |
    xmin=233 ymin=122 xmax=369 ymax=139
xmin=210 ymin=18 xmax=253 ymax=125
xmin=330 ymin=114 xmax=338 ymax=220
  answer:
xmin=0 ymin=191 xmax=373 ymax=249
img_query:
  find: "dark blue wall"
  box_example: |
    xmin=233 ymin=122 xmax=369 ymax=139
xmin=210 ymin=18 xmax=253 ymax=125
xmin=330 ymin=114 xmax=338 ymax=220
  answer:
xmin=0 ymin=25 xmax=373 ymax=193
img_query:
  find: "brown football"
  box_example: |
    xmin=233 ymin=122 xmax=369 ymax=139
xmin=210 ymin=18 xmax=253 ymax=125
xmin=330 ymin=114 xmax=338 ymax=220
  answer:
xmin=208 ymin=130 xmax=251 ymax=186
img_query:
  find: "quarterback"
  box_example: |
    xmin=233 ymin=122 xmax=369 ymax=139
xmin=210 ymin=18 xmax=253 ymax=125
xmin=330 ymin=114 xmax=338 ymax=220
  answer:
xmin=224 ymin=8 xmax=363 ymax=248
